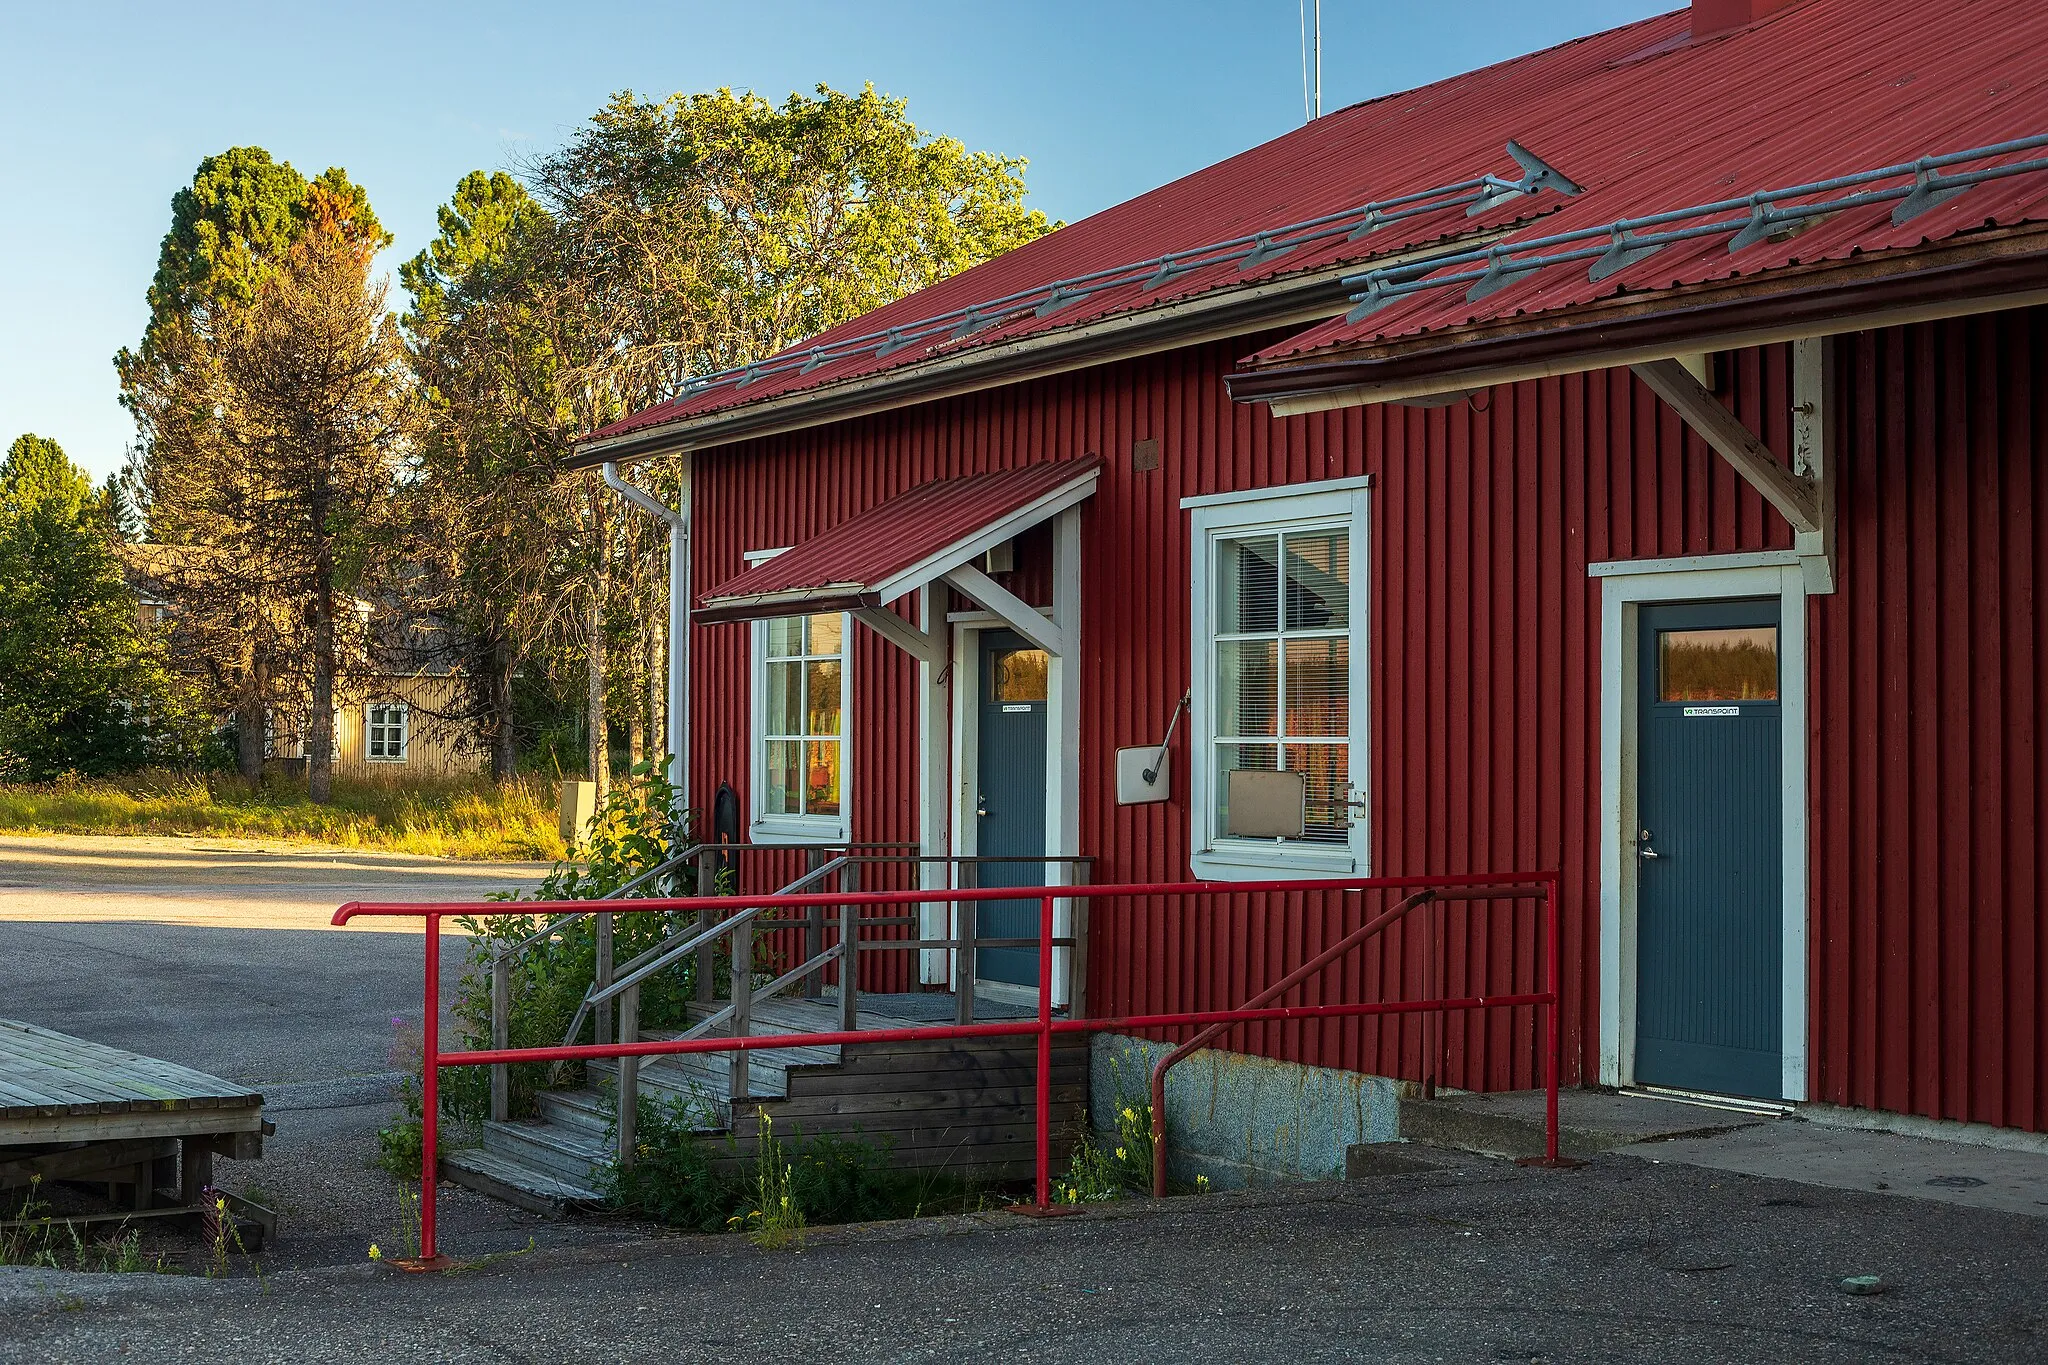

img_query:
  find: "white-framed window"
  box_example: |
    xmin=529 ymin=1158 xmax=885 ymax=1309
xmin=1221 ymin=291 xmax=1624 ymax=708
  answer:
xmin=750 ymin=611 xmax=851 ymax=842
xmin=1186 ymin=477 xmax=1370 ymax=880
xmin=366 ymin=703 xmax=409 ymax=763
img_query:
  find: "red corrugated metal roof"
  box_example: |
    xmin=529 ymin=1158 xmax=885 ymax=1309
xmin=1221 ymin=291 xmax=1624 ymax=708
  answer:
xmin=1249 ymin=0 xmax=2048 ymax=364
xmin=591 ymin=0 xmax=2048 ymax=445
xmin=583 ymin=7 xmax=1692 ymax=447
xmin=696 ymin=456 xmax=1102 ymax=621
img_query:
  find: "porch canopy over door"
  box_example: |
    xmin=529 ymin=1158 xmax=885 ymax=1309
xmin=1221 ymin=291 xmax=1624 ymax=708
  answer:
xmin=694 ymin=455 xmax=1100 ymax=662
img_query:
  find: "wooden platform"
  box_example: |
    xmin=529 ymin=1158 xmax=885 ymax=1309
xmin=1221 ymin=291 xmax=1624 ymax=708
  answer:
xmin=0 ymin=1019 xmax=264 ymax=1147
xmin=1 ymin=1019 xmax=266 ymax=1210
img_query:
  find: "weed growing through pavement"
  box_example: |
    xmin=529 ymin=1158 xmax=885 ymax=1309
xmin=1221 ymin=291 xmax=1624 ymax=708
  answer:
xmin=201 ymin=1189 xmax=262 ymax=1281
xmin=1058 ymin=1099 xmax=1156 ymax=1204
xmin=729 ymin=1110 xmax=807 ymax=1251
xmin=366 ymin=1182 xmax=424 ymax=1265
xmin=397 ymin=1185 xmax=424 ymax=1261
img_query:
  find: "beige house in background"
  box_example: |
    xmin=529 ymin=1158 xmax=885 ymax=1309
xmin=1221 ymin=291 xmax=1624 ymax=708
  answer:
xmin=126 ymin=544 xmax=483 ymax=779
xmin=263 ymin=678 xmax=481 ymax=778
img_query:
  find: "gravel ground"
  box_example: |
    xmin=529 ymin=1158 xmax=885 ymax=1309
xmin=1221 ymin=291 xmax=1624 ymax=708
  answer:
xmin=0 ymin=834 xmax=605 ymax=1277
xmin=2 ymin=1154 xmax=2044 ymax=1364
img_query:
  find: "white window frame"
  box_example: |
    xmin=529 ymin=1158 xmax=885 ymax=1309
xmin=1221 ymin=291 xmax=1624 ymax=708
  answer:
xmin=746 ymin=548 xmax=853 ymax=844
xmin=366 ymin=702 xmax=409 ymax=763
xmin=1185 ymin=476 xmax=1371 ymax=881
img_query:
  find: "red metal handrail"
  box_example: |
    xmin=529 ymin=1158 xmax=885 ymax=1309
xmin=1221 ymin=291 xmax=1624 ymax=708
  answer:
xmin=1144 ymin=882 xmax=1536 ymax=1196
xmin=333 ymin=871 xmax=1562 ymax=1267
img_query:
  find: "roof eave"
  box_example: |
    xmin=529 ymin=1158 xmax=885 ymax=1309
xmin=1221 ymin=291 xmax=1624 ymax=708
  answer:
xmin=567 ymin=235 xmax=1507 ymax=468
xmin=1227 ymin=229 xmax=2048 ymax=412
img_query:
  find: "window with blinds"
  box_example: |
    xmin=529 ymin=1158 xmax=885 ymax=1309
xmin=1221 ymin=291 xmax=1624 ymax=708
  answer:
xmin=1187 ymin=478 xmax=1369 ymax=878
xmin=755 ymin=612 xmax=848 ymax=833
xmin=1214 ymin=529 xmax=1351 ymax=844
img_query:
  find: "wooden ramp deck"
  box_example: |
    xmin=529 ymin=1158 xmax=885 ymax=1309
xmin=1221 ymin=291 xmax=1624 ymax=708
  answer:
xmin=444 ymin=994 xmax=1087 ymax=1214
xmin=1 ymin=1019 xmax=267 ymax=1220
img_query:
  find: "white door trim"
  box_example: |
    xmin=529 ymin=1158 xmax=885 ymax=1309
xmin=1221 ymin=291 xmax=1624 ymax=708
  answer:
xmin=1595 ymin=558 xmax=1809 ymax=1102
xmin=948 ymin=609 xmax=1079 ymax=1009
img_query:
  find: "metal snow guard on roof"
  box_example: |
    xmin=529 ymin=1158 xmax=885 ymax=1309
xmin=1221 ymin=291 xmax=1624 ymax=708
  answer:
xmin=695 ymin=456 xmax=1103 ymax=625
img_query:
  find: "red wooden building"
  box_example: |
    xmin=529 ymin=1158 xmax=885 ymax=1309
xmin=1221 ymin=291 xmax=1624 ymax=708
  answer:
xmin=577 ymin=0 xmax=2048 ymax=1140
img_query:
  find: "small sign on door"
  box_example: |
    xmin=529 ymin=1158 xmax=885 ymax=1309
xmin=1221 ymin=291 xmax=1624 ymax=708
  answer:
xmin=1683 ymin=705 xmax=1741 ymax=717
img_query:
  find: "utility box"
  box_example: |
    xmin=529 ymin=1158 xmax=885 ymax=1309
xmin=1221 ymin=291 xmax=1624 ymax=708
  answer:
xmin=558 ymin=780 xmax=598 ymax=847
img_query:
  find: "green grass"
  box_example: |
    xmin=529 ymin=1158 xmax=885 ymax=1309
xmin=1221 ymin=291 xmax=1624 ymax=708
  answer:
xmin=0 ymin=769 xmax=566 ymax=861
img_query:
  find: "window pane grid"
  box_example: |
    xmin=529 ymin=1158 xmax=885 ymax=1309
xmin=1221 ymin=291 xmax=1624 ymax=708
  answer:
xmin=367 ymin=704 xmax=407 ymax=762
xmin=1211 ymin=521 xmax=1352 ymax=847
xmin=760 ymin=613 xmax=845 ymax=821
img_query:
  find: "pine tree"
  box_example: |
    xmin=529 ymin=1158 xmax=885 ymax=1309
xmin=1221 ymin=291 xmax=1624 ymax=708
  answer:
xmin=0 ymin=435 xmax=206 ymax=779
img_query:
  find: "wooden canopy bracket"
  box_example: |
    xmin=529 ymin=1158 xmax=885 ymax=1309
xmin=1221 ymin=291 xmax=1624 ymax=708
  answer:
xmin=852 ymin=605 xmax=943 ymax=665
xmin=1631 ymin=357 xmax=1821 ymax=535
xmin=941 ymin=562 xmax=1068 ymax=657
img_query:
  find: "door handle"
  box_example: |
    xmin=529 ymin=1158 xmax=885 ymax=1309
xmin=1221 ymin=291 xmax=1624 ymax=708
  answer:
xmin=1637 ymin=828 xmax=1660 ymax=860
xmin=977 ymin=797 xmax=991 ymax=818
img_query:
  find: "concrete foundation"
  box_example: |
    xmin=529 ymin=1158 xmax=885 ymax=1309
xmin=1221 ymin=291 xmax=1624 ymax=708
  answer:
xmin=1089 ymin=1034 xmax=1405 ymax=1189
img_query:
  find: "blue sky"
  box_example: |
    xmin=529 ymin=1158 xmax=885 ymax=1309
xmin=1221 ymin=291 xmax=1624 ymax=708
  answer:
xmin=0 ymin=1 xmax=1669 ymax=480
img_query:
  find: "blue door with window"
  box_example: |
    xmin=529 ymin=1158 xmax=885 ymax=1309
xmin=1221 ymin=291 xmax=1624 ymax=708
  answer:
xmin=1634 ymin=599 xmax=1783 ymax=1100
xmin=974 ymin=631 xmax=1049 ymax=987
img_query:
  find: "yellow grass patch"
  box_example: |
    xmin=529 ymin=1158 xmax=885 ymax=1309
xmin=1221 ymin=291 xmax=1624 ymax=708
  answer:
xmin=0 ymin=770 xmax=565 ymax=862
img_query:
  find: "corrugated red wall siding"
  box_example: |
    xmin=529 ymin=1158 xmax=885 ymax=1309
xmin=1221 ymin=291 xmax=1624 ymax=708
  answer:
xmin=1813 ymin=310 xmax=2047 ymax=1132
xmin=688 ymin=316 xmax=2048 ymax=1131
xmin=690 ymin=331 xmax=1796 ymax=1094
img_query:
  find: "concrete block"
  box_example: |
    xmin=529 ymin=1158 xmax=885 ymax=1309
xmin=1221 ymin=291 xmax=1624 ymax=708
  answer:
xmin=1090 ymin=1034 xmax=1405 ymax=1190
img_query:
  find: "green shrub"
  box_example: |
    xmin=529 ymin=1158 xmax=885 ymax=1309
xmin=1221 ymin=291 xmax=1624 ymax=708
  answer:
xmin=608 ymin=1097 xmax=737 ymax=1233
xmin=374 ymin=1115 xmax=424 ymax=1180
xmin=442 ymin=762 xmax=702 ymax=1121
xmin=605 ymin=1095 xmax=993 ymax=1235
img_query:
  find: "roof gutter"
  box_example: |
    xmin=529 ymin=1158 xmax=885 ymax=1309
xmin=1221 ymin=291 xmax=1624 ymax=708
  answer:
xmin=1227 ymin=232 xmax=2048 ymax=413
xmin=566 ymin=235 xmax=1505 ymax=468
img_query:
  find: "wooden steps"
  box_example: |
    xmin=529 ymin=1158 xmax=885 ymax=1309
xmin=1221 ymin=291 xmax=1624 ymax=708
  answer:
xmin=440 ymin=996 xmax=1089 ymax=1212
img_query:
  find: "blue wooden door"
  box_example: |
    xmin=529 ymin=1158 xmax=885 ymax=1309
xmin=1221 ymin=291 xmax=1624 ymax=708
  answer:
xmin=975 ymin=631 xmax=1049 ymax=987
xmin=1634 ymin=599 xmax=1783 ymax=1099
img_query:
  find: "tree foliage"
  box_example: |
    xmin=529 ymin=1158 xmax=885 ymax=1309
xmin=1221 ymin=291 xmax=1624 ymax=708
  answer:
xmin=107 ymin=89 xmax=1053 ymax=796
xmin=120 ymin=153 xmax=407 ymax=800
xmin=397 ymin=172 xmax=584 ymax=780
xmin=0 ymin=435 xmax=212 ymax=779
xmin=529 ymin=81 xmax=1056 ymax=413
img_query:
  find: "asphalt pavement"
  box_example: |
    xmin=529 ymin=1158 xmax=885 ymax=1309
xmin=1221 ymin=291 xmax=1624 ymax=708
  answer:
xmin=3 ymin=1155 xmax=2045 ymax=1363
xmin=0 ymin=833 xmax=546 ymax=1087
xmin=2 ymin=834 xmax=2044 ymax=1362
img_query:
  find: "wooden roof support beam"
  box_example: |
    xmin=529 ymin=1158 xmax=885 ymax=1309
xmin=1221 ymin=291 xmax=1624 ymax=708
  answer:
xmin=942 ymin=562 xmax=1068 ymax=657
xmin=1789 ymin=336 xmax=1836 ymax=594
xmin=1630 ymin=358 xmax=1820 ymax=534
xmin=852 ymin=605 xmax=942 ymax=665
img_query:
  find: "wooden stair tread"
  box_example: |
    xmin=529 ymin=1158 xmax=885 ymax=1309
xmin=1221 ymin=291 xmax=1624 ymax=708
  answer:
xmin=441 ymin=1145 xmax=604 ymax=1212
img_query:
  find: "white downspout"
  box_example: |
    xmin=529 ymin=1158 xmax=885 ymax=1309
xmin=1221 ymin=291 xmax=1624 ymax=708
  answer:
xmin=601 ymin=460 xmax=690 ymax=816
